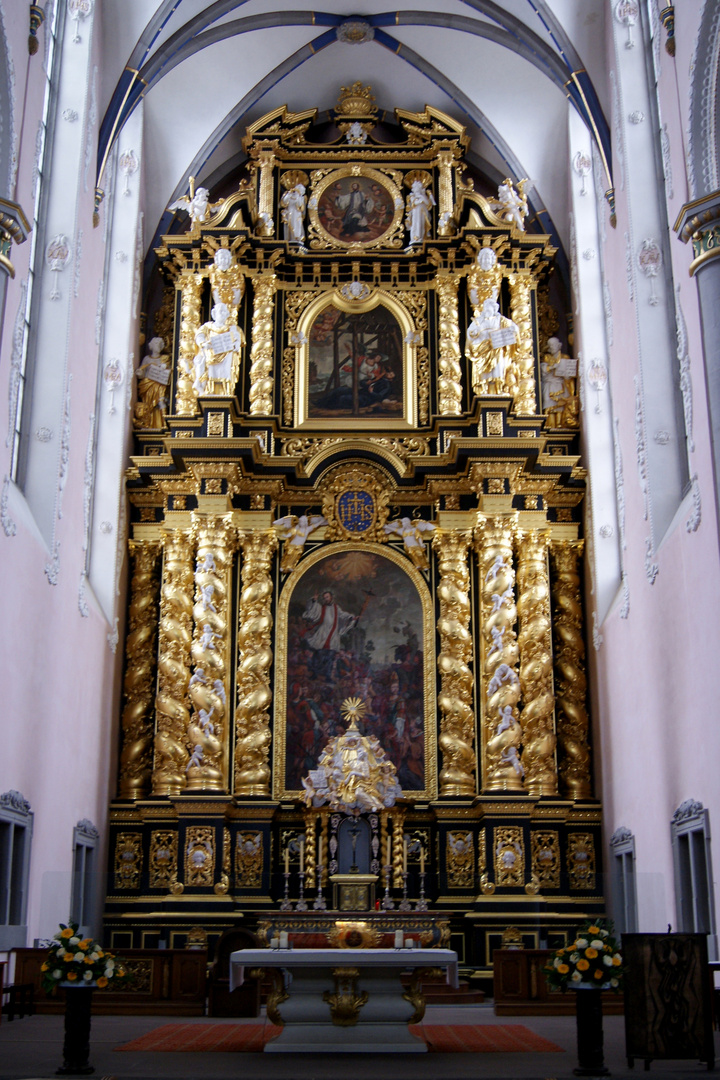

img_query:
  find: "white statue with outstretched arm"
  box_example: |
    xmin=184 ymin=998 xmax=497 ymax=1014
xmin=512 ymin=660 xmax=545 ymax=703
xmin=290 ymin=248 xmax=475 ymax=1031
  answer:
xmin=193 ymin=302 xmax=244 ymax=396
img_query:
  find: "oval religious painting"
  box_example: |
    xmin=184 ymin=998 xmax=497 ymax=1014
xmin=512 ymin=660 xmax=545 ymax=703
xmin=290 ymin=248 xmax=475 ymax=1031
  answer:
xmin=317 ymin=175 xmax=395 ymax=244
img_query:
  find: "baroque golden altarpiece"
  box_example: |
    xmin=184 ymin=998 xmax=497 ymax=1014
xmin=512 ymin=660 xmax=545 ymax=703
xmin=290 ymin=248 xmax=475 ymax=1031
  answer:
xmin=107 ymin=85 xmax=601 ymax=978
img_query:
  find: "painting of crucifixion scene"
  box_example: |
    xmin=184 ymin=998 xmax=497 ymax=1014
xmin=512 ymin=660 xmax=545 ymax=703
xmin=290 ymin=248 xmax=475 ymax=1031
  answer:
xmin=282 ymin=549 xmax=426 ymax=795
xmin=307 ymin=303 xmax=404 ymax=419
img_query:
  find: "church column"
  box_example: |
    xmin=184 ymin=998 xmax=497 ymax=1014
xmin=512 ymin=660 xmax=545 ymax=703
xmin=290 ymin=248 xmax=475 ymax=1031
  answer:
xmin=475 ymin=518 xmax=523 ymax=792
xmin=433 ymin=529 xmax=476 ymax=796
xmin=187 ymin=514 xmax=236 ymax=791
xmin=256 ymin=151 xmax=276 ymax=236
xmin=675 ymin=194 xmax=720 ymax=539
xmin=234 ymin=529 xmax=277 ymax=795
xmin=435 ymin=151 xmax=456 ymax=236
xmin=436 ymin=273 xmax=463 ymax=416
xmin=550 ymin=541 xmax=592 ymax=799
xmin=507 ymin=271 xmax=537 ymax=416
xmin=248 ymin=274 xmax=276 ymax=415
xmin=153 ymin=529 xmax=194 ymax=795
xmin=304 ymin=813 xmax=318 ymax=890
xmin=390 ymin=808 xmax=406 ymax=888
xmin=175 ymin=270 xmax=204 ymax=416
xmin=118 ymin=540 xmax=162 ymax=799
xmin=516 ymin=529 xmax=557 ymax=796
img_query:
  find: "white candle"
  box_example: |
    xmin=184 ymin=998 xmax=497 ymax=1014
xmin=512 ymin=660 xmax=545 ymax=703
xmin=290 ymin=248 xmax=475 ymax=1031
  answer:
xmin=299 ymin=836 xmax=304 ymax=872
xmin=387 ymin=835 xmax=392 ymax=866
xmin=279 ymin=931 xmax=289 ymax=949
xmin=403 ymin=836 xmax=408 ymax=873
xmin=284 ymin=848 xmax=289 ymax=874
xmin=394 ymin=929 xmax=403 ymax=949
xmin=420 ymin=848 xmax=425 ymax=874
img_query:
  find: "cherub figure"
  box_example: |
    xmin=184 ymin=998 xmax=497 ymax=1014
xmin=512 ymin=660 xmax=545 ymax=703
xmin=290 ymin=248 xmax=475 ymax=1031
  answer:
xmin=199 ymin=624 xmax=216 ymax=651
xmin=384 ymin=516 xmax=436 ymax=569
xmin=492 ymin=178 xmax=529 ymax=233
xmin=272 ymin=513 xmax=327 ymax=571
xmin=196 ymin=552 xmax=216 ymax=573
xmin=200 ymin=582 xmax=216 ymax=612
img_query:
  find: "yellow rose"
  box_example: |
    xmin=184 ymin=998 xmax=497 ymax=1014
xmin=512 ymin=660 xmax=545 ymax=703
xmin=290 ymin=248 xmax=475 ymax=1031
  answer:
xmin=60 ymin=928 xmax=74 ymax=939
xmin=555 ymin=948 xmax=565 ymax=956
xmin=587 ymin=925 xmax=600 ymax=935
xmin=41 ymin=962 xmax=49 ymax=971
xmin=96 ymin=976 xmax=108 ymax=988
xmin=83 ymin=956 xmax=94 ymax=965
xmin=585 ymin=947 xmax=598 ymax=958
xmin=79 ymin=940 xmax=90 ymax=951
xmin=577 ymin=959 xmax=590 ymax=971
xmin=96 ymin=950 xmax=104 ymax=959
xmin=612 ymin=955 xmax=622 ymax=966
xmin=594 ymin=969 xmax=604 ymax=980
xmin=66 ymin=971 xmax=78 ymax=981
xmin=557 ymin=963 xmax=569 ymax=974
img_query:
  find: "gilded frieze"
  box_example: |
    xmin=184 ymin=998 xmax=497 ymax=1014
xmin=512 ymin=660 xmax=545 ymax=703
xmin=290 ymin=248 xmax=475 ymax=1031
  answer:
xmin=149 ymin=830 xmax=178 ymax=889
xmin=531 ymin=830 xmax=560 ymax=889
xmin=447 ymin=831 xmax=474 ymax=888
xmin=185 ymin=826 xmax=216 ymax=887
xmin=567 ymin=832 xmax=596 ymax=890
xmin=236 ymin=831 xmax=263 ymax=889
xmin=494 ymin=826 xmax=525 ymax=888
xmin=114 ymin=833 xmax=143 ymax=890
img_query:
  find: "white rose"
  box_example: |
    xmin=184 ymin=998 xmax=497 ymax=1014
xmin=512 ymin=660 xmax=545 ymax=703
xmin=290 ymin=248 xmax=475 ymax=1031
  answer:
xmin=570 ymin=952 xmax=580 ymax=962
xmin=74 ymin=952 xmax=85 ymax=963
xmin=600 ymin=929 xmax=609 ymax=937
xmin=84 ymin=971 xmax=93 ymax=981
xmin=591 ymin=939 xmax=604 ymax=949
xmin=613 ymin=953 xmax=621 ymax=962
xmin=104 ymin=966 xmax=114 ymax=977
xmin=70 ymin=937 xmax=80 ymax=946
xmin=53 ymin=969 xmax=62 ymax=979
xmin=603 ymin=954 xmax=613 ymax=966
xmin=575 ymin=938 xmax=588 ymax=948
xmin=53 ymin=932 xmax=62 ymax=941
xmin=56 ymin=949 xmax=66 ymax=959
xmin=610 ymin=977 xmax=619 ymax=987
xmin=553 ymin=957 xmax=561 ymax=968
xmin=571 ymin=971 xmax=582 ymax=983
xmin=90 ymin=952 xmax=99 ymax=962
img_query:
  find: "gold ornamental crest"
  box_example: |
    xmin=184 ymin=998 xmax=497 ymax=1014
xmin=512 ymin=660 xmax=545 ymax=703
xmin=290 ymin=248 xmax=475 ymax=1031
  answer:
xmin=321 ymin=464 xmax=391 ymax=542
xmin=307 ymin=164 xmax=405 ymax=251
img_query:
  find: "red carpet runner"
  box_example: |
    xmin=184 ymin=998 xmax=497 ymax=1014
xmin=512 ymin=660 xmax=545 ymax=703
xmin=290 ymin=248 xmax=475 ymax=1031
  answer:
xmin=116 ymin=1021 xmax=563 ymax=1054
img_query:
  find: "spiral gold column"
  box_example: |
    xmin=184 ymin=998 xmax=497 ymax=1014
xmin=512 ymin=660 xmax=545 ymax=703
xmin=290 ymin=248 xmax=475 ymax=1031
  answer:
xmin=436 ymin=273 xmax=463 ymax=416
xmin=234 ymin=529 xmax=277 ymax=795
xmin=175 ymin=270 xmax=204 ymax=416
xmin=153 ymin=529 xmax=194 ymax=795
xmin=476 ymin=518 xmax=523 ymax=792
xmin=118 ymin=541 xmax=161 ymax=799
xmin=256 ymin=151 xmax=276 ymax=236
xmin=516 ymin=529 xmax=557 ymax=796
xmin=507 ymin=271 xmax=537 ymax=415
xmin=550 ymin=541 xmax=592 ymax=799
xmin=187 ymin=514 xmax=236 ymax=791
xmin=436 ymin=151 xmax=456 ymax=235
xmin=390 ymin=809 xmax=406 ymax=888
xmin=249 ymin=274 xmax=276 ymax=415
xmin=304 ymin=813 xmax=317 ymax=890
xmin=433 ymin=529 xmax=476 ymax=796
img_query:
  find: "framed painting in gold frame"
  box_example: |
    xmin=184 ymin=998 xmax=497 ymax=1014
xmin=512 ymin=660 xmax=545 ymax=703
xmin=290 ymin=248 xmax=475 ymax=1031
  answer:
xmin=293 ymin=288 xmax=418 ymax=429
xmin=307 ymin=164 xmax=405 ymax=250
xmin=272 ymin=543 xmax=437 ymax=802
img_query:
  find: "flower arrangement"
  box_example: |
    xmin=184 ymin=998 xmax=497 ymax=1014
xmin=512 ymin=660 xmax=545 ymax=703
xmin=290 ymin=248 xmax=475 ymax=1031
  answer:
xmin=41 ymin=923 xmax=130 ymax=994
xmin=544 ymin=918 xmax=624 ymax=991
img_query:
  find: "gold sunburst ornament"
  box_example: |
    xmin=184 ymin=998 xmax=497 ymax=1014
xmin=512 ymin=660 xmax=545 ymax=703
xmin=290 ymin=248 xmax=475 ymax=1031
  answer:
xmin=341 ymin=697 xmax=367 ymax=725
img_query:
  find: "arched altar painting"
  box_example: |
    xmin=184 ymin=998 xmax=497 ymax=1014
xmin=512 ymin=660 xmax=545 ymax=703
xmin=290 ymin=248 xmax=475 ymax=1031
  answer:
xmin=308 ymin=303 xmax=403 ymax=419
xmin=281 ymin=550 xmax=426 ymax=794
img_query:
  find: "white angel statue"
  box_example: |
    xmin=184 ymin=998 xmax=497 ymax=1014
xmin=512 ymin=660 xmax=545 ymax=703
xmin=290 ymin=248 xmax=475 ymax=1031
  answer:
xmin=384 ymin=516 xmax=436 ymax=569
xmin=168 ymin=182 xmax=220 ymax=227
xmin=272 ymin=513 xmax=327 ymax=571
xmin=492 ymin=178 xmax=528 ymax=233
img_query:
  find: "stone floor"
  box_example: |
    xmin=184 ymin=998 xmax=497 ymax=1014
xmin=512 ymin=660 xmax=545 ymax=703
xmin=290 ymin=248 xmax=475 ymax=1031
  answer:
xmin=0 ymin=1004 xmax=716 ymax=1079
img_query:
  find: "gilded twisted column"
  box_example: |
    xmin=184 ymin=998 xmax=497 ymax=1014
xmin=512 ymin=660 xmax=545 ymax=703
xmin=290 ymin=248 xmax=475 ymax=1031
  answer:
xmin=153 ymin=530 xmax=194 ymax=794
xmin=436 ymin=151 xmax=456 ymax=236
xmin=390 ymin=809 xmax=406 ymax=888
xmin=433 ymin=530 xmax=476 ymax=795
xmin=436 ymin=273 xmax=463 ymax=416
xmin=175 ymin=271 xmax=203 ymax=416
xmin=235 ymin=530 xmax=277 ymax=794
xmin=187 ymin=514 xmax=236 ymax=791
xmin=249 ymin=274 xmax=276 ymax=415
xmin=118 ymin=541 xmax=161 ymax=799
xmin=550 ymin=541 xmax=592 ymax=799
xmin=507 ymin=271 xmax=537 ymax=415
xmin=516 ymin=530 xmax=557 ymax=796
xmin=476 ymin=518 xmax=523 ymax=792
xmin=256 ymin=151 xmax=276 ymax=236
xmin=304 ymin=813 xmax=317 ymax=890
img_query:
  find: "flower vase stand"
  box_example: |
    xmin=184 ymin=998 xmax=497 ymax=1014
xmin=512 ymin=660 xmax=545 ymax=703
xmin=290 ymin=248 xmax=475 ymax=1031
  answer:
xmin=56 ymin=985 xmax=95 ymax=1076
xmin=573 ymin=986 xmax=610 ymax=1077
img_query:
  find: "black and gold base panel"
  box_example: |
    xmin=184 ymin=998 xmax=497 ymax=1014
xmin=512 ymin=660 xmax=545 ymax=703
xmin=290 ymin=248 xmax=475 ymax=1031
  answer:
xmin=109 ymin=82 xmax=600 ymax=974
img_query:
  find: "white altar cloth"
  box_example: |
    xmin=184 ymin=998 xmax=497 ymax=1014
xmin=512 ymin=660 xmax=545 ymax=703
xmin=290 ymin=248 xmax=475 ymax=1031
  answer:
xmin=229 ymin=947 xmax=458 ymax=1052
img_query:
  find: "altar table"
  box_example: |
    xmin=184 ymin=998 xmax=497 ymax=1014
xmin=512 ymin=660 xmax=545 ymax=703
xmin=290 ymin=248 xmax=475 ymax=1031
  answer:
xmin=229 ymin=946 xmax=458 ymax=1052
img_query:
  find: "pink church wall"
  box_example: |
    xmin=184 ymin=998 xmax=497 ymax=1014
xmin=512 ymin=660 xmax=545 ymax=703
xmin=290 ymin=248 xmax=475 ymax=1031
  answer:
xmin=589 ymin=4 xmax=720 ymax=941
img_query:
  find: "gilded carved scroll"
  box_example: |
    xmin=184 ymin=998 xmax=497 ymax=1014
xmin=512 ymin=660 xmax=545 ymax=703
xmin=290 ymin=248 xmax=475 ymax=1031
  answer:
xmin=433 ymin=530 xmax=476 ymax=796
xmin=119 ymin=541 xmax=161 ymax=799
xmin=235 ymin=530 xmax=277 ymax=795
xmin=249 ymin=274 xmax=276 ymax=415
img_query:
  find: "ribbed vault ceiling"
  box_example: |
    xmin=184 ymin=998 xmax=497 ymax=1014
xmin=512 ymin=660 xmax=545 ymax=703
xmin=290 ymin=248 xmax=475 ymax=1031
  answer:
xmin=99 ymin=0 xmax=610 ymax=253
